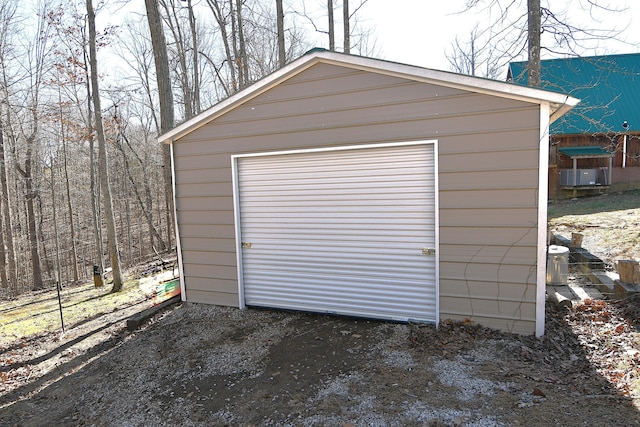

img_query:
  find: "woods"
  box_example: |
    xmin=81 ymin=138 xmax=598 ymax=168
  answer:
xmin=0 ymin=0 xmax=375 ymax=297
xmin=0 ymin=0 xmax=633 ymax=298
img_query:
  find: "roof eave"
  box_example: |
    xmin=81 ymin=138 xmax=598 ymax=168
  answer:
xmin=549 ymin=98 xmax=581 ymax=124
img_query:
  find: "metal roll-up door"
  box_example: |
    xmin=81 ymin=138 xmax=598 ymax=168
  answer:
xmin=234 ymin=142 xmax=438 ymax=323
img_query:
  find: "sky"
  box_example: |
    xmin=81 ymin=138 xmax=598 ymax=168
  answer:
xmin=330 ymin=0 xmax=640 ymax=74
xmin=106 ymin=0 xmax=640 ymax=79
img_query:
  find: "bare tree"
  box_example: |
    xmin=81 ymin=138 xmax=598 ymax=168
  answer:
xmin=276 ymin=0 xmax=285 ymax=65
xmin=327 ymin=0 xmax=334 ymax=50
xmin=86 ymin=0 xmax=123 ymax=292
xmin=455 ymin=0 xmax=629 ymax=82
xmin=145 ymin=0 xmax=175 ymax=252
xmin=0 ymin=0 xmax=18 ymax=293
xmin=9 ymin=0 xmax=58 ymax=290
xmin=527 ymin=0 xmax=541 ymax=86
xmin=342 ymin=0 xmax=349 ymax=54
xmin=187 ymin=0 xmax=201 ymax=115
xmin=446 ymin=26 xmax=503 ymax=78
xmin=235 ymin=0 xmax=249 ymax=88
xmin=209 ymin=0 xmax=236 ymax=91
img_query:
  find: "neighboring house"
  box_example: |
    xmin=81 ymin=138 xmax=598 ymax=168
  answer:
xmin=508 ymin=53 xmax=640 ymax=199
xmin=160 ymin=49 xmax=577 ymax=336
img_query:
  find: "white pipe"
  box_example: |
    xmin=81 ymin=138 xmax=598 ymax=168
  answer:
xmin=623 ymin=134 xmax=627 ymax=168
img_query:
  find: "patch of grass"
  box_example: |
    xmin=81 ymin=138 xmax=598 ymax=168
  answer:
xmin=548 ymin=189 xmax=640 ymax=219
xmin=0 ymin=278 xmax=149 ymax=346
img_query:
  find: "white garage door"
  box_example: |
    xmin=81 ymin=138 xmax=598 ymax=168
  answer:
xmin=233 ymin=141 xmax=438 ymax=323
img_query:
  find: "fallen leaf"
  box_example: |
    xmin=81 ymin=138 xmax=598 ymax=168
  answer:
xmin=532 ymin=388 xmax=546 ymax=397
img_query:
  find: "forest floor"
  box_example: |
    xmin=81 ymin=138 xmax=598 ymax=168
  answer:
xmin=0 ymin=191 xmax=639 ymax=426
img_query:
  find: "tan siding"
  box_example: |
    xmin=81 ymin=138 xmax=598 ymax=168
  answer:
xmin=210 ymin=97 xmax=532 ymax=138
xmin=183 ymin=250 xmax=237 ymax=266
xmin=180 ymin=237 xmax=235 ymax=252
xmin=440 ymin=297 xmax=535 ymax=321
xmin=174 ymin=153 xmax=232 ymax=170
xmin=174 ymin=168 xmax=230 ymax=184
xmin=440 ymin=262 xmax=535 ymax=284
xmin=186 ymin=289 xmax=239 ymax=307
xmin=176 ymin=196 xmax=234 ymax=211
xmin=439 ymin=244 xmax=537 ymax=265
xmin=439 ymin=150 xmax=539 ymax=173
xmin=184 ymin=264 xmax=237 ymax=281
xmin=439 ymin=279 xmax=536 ymax=302
xmin=438 ymin=130 xmax=542 ymax=154
xmin=440 ymin=226 xmax=536 ymax=246
xmin=439 ymin=189 xmax=539 ymax=209
xmin=443 ymin=312 xmax=535 ymax=335
xmin=178 ymin=210 xmax=234 ymax=225
xmin=175 ymin=182 xmax=233 ymax=198
xmin=179 ymin=224 xmax=235 ymax=239
xmin=180 ymin=107 xmax=538 ymax=148
xmin=440 ymin=208 xmax=538 ymax=227
xmin=440 ymin=170 xmax=538 ymax=191
xmin=172 ymin=61 xmax=544 ymax=334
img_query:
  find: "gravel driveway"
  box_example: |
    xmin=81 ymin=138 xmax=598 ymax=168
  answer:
xmin=1 ymin=302 xmax=639 ymax=426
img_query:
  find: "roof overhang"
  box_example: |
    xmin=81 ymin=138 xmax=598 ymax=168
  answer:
xmin=558 ymin=146 xmax=614 ymax=159
xmin=159 ymin=49 xmax=580 ymax=144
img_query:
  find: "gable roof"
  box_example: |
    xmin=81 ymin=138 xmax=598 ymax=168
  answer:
xmin=159 ymin=49 xmax=579 ymax=144
xmin=508 ymin=53 xmax=640 ymax=135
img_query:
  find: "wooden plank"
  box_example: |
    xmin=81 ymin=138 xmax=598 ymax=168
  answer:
xmin=126 ymin=295 xmax=181 ymax=332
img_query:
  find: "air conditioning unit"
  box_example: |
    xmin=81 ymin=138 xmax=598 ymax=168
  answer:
xmin=559 ymin=169 xmax=598 ymax=186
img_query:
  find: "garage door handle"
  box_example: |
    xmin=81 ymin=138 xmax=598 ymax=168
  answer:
xmin=422 ymin=248 xmax=436 ymax=256
xmin=242 ymin=242 xmax=252 ymax=249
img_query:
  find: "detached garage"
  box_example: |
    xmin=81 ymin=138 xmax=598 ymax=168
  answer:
xmin=160 ymin=49 xmax=578 ymax=336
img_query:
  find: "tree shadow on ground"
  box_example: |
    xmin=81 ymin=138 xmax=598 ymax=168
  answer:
xmin=1 ymin=303 xmax=639 ymax=426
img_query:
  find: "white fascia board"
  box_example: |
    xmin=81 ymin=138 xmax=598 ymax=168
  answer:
xmin=536 ymin=102 xmax=551 ymax=338
xmin=158 ymin=49 xmax=580 ymax=144
xmin=313 ymin=50 xmax=580 ymax=110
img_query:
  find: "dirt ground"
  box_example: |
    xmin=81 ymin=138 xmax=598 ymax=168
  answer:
xmin=1 ymin=191 xmax=639 ymax=426
xmin=548 ymin=190 xmax=640 ymax=265
xmin=1 ymin=297 xmax=639 ymax=426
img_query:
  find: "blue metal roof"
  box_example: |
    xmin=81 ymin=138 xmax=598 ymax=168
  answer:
xmin=558 ymin=146 xmax=613 ymax=158
xmin=508 ymin=53 xmax=640 ymax=135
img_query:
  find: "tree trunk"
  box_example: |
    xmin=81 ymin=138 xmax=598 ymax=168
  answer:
xmin=276 ymin=0 xmax=285 ymax=66
xmin=206 ymin=0 xmax=238 ymax=92
xmin=87 ymin=0 xmax=123 ymax=292
xmin=116 ymin=133 xmax=166 ymax=252
xmin=58 ymin=87 xmax=79 ymax=283
xmin=527 ymin=0 xmax=541 ymax=87
xmin=187 ymin=0 xmax=201 ymax=114
xmin=145 ymin=0 xmax=175 ymax=253
xmin=25 ymin=185 xmax=43 ymax=290
xmin=328 ymin=0 xmax=335 ymax=50
xmin=0 ymin=124 xmax=7 ymax=291
xmin=343 ymin=0 xmax=350 ymax=54
xmin=0 ymin=122 xmax=16 ymax=294
xmin=160 ymin=0 xmax=194 ymax=119
xmin=23 ymin=143 xmax=43 ymax=290
xmin=50 ymin=158 xmax=63 ymax=289
xmin=235 ymin=0 xmax=249 ymax=88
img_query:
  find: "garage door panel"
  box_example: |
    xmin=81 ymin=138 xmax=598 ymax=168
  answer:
xmin=235 ymin=142 xmax=438 ymax=323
